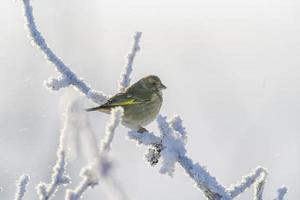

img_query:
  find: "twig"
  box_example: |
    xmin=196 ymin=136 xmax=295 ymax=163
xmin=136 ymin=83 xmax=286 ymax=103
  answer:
xmin=254 ymin=170 xmax=268 ymax=200
xmin=36 ymin=107 xmax=71 ymax=200
xmin=66 ymin=107 xmax=124 ymax=199
xmin=14 ymin=174 xmax=30 ymax=200
xmin=65 ymin=167 xmax=99 ymax=200
xmin=19 ymin=0 xmax=288 ymax=199
xmin=100 ymin=107 xmax=124 ymax=152
xmin=274 ymin=187 xmax=288 ymax=200
xmin=21 ymin=0 xmax=108 ymax=104
xmin=118 ymin=32 xmax=142 ymax=92
xmin=228 ymin=167 xmax=267 ymax=198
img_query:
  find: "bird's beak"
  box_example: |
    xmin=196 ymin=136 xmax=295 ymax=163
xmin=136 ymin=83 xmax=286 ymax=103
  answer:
xmin=160 ymin=83 xmax=167 ymax=90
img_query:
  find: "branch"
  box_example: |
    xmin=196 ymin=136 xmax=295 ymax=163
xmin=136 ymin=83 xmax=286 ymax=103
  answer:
xmin=178 ymin=156 xmax=228 ymax=200
xmin=21 ymin=0 xmax=108 ymax=104
xmin=228 ymin=167 xmax=267 ymax=198
xmin=128 ymin=115 xmax=287 ymax=200
xmin=65 ymin=167 xmax=99 ymax=200
xmin=100 ymin=107 xmax=124 ymax=152
xmin=66 ymin=106 xmax=124 ymax=200
xmin=20 ymin=0 xmax=288 ymax=199
xmin=274 ymin=186 xmax=288 ymax=200
xmin=129 ymin=115 xmax=230 ymax=200
xmin=36 ymin=106 xmax=71 ymax=200
xmin=14 ymin=174 xmax=30 ymax=200
xmin=128 ymin=130 xmax=161 ymax=146
xmin=254 ymin=170 xmax=268 ymax=200
xmin=118 ymin=32 xmax=142 ymax=92
xmin=36 ymin=151 xmax=70 ymax=200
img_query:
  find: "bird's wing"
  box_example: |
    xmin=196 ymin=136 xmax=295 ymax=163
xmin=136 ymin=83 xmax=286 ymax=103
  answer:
xmin=85 ymin=88 xmax=153 ymax=112
xmin=102 ymin=92 xmax=150 ymax=108
xmin=126 ymin=81 xmax=154 ymax=101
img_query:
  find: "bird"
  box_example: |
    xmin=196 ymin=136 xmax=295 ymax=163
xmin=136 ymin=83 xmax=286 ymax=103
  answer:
xmin=86 ymin=75 xmax=166 ymax=133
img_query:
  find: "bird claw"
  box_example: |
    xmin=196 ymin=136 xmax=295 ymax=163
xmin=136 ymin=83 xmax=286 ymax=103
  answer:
xmin=137 ymin=127 xmax=148 ymax=133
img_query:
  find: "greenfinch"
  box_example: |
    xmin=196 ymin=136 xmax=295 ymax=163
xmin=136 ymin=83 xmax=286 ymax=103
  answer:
xmin=86 ymin=75 xmax=166 ymax=132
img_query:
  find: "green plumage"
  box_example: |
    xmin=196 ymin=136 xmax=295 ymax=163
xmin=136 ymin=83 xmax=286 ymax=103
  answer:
xmin=86 ymin=75 xmax=166 ymax=131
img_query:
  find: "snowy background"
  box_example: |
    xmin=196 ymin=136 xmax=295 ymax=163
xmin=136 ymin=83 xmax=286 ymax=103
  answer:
xmin=1 ymin=0 xmax=300 ymax=199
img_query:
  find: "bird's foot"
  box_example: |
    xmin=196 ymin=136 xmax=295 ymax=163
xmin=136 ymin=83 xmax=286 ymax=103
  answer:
xmin=137 ymin=127 xmax=148 ymax=133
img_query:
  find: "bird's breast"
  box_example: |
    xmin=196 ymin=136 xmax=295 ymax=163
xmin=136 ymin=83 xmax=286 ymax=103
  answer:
xmin=122 ymin=93 xmax=163 ymax=129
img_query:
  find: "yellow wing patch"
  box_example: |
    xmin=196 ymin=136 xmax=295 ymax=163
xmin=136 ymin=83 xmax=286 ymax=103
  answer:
xmin=110 ymin=98 xmax=141 ymax=106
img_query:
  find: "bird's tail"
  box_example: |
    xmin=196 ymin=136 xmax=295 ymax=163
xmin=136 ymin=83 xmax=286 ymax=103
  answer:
xmin=85 ymin=106 xmax=101 ymax=112
xmin=85 ymin=105 xmax=110 ymax=113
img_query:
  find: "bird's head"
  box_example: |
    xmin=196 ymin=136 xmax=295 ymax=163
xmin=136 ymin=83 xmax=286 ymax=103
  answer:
xmin=142 ymin=75 xmax=167 ymax=92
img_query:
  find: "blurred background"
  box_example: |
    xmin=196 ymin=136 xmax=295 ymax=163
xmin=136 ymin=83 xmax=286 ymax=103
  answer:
xmin=1 ymin=0 xmax=300 ymax=199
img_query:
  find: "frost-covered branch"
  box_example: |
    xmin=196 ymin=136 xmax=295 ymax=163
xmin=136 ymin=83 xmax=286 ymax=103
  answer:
xmin=118 ymin=32 xmax=142 ymax=92
xmin=36 ymin=107 xmax=71 ymax=200
xmin=254 ymin=170 xmax=268 ymax=200
xmin=36 ymin=151 xmax=70 ymax=200
xmin=128 ymin=130 xmax=161 ymax=146
xmin=128 ymin=115 xmax=287 ymax=200
xmin=66 ymin=105 xmax=124 ymax=200
xmin=228 ymin=167 xmax=267 ymax=198
xmin=59 ymin=98 xmax=99 ymax=200
xmin=20 ymin=0 xmax=287 ymax=199
xmin=21 ymin=0 xmax=108 ymax=104
xmin=14 ymin=174 xmax=30 ymax=200
xmin=178 ymin=156 xmax=228 ymax=200
xmin=100 ymin=107 xmax=124 ymax=152
xmin=274 ymin=187 xmax=288 ymax=200
xmin=65 ymin=167 xmax=99 ymax=200
xmin=128 ymin=115 xmax=230 ymax=200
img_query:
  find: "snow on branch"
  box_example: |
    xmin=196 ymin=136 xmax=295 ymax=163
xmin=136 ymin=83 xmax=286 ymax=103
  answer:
xmin=128 ymin=130 xmax=161 ymax=146
xmin=274 ymin=186 xmax=288 ymax=200
xmin=65 ymin=167 xmax=99 ymax=200
xmin=36 ymin=107 xmax=71 ymax=200
xmin=100 ymin=107 xmax=124 ymax=152
xmin=161 ymin=115 xmax=226 ymax=197
xmin=21 ymin=0 xmax=108 ymax=104
xmin=20 ymin=0 xmax=287 ymax=199
xmin=66 ymin=104 xmax=124 ymax=200
xmin=36 ymin=150 xmax=70 ymax=200
xmin=59 ymin=98 xmax=100 ymax=200
xmin=254 ymin=170 xmax=268 ymax=200
xmin=118 ymin=32 xmax=142 ymax=92
xmin=178 ymin=155 xmax=229 ymax=200
xmin=128 ymin=115 xmax=288 ymax=200
xmin=14 ymin=174 xmax=30 ymax=200
xmin=129 ymin=115 xmax=230 ymax=199
xmin=228 ymin=167 xmax=267 ymax=198
xmin=157 ymin=115 xmax=187 ymax=176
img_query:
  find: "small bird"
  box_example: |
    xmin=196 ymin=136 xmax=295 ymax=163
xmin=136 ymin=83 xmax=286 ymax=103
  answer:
xmin=86 ymin=75 xmax=166 ymax=132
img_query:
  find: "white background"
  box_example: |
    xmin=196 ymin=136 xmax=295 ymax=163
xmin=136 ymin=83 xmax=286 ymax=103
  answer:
xmin=1 ymin=0 xmax=299 ymax=199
